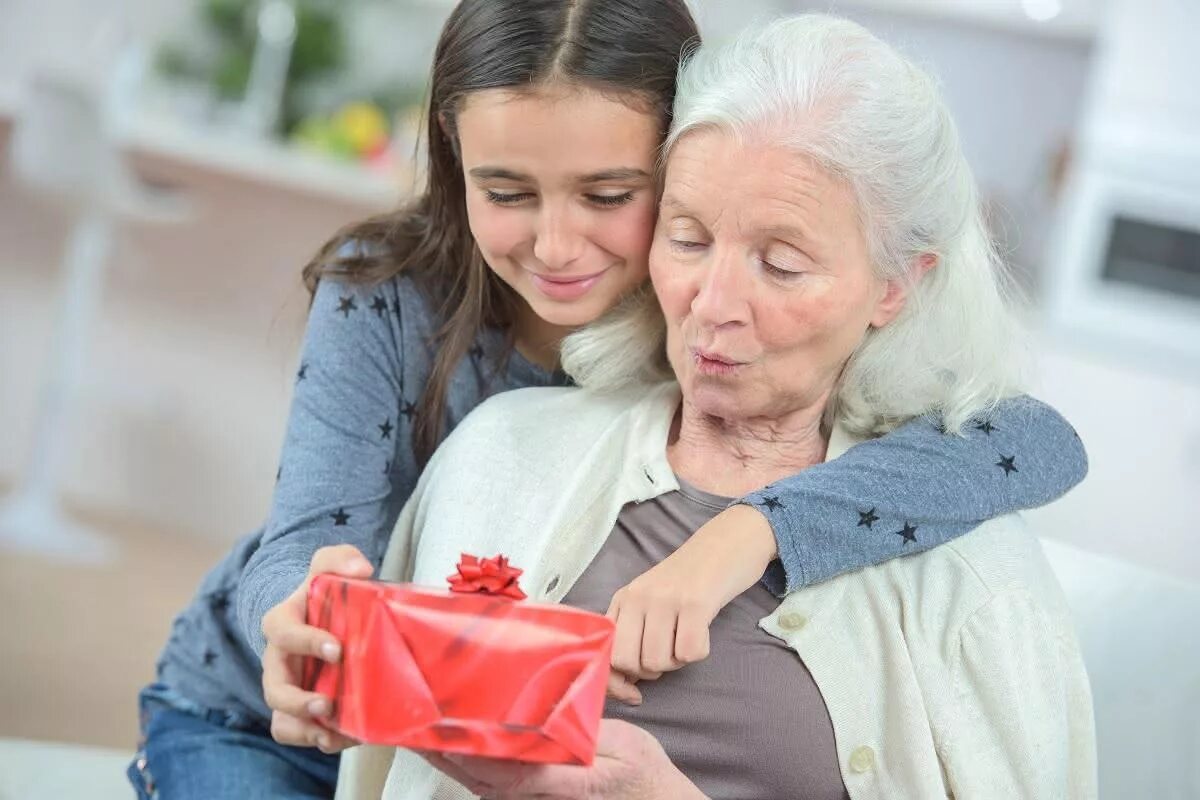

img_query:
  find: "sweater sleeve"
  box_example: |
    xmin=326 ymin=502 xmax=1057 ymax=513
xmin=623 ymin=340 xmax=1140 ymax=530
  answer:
xmin=940 ymin=591 xmax=1098 ymax=798
xmin=235 ymin=275 xmax=417 ymax=658
xmin=741 ymin=395 xmax=1088 ymax=593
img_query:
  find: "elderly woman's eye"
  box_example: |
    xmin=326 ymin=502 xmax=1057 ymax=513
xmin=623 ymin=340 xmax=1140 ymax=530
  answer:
xmin=670 ymin=239 xmax=707 ymax=252
xmin=485 ymin=189 xmax=534 ymax=205
xmin=762 ymin=260 xmax=803 ymax=278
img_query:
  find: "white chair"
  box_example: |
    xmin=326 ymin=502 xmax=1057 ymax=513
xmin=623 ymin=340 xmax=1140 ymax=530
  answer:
xmin=0 ymin=57 xmax=187 ymax=564
xmin=1041 ymin=538 xmax=1200 ymax=799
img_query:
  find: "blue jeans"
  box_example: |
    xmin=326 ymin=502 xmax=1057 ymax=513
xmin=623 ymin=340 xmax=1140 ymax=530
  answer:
xmin=128 ymin=683 xmax=340 ymax=799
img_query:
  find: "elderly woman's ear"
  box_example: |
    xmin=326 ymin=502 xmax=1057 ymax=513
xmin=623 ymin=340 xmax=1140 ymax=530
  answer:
xmin=869 ymin=252 xmax=938 ymax=329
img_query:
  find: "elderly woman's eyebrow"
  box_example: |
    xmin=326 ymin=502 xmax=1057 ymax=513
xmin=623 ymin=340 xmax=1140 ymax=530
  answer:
xmin=659 ymin=195 xmax=694 ymax=214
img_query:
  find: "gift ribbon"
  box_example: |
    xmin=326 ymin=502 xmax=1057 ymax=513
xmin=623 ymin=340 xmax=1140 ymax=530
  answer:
xmin=446 ymin=554 xmax=528 ymax=600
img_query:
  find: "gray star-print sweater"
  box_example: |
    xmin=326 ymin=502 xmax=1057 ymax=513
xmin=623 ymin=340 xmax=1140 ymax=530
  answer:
xmin=152 ymin=273 xmax=1088 ymax=727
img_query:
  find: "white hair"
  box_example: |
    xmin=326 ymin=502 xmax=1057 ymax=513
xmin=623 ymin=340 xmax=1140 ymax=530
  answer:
xmin=562 ymin=13 xmax=1026 ymax=435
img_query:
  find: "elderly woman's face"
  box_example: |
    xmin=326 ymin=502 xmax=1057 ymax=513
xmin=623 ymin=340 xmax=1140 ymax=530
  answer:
xmin=651 ymin=130 xmax=903 ymax=421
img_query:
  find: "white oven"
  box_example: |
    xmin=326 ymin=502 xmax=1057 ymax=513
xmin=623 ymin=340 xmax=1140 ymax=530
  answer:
xmin=1047 ymin=138 xmax=1200 ymax=369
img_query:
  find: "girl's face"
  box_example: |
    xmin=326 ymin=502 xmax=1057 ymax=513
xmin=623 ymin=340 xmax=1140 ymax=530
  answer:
xmin=455 ymin=86 xmax=662 ymax=350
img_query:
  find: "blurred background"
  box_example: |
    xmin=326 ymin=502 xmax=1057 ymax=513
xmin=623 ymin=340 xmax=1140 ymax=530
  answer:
xmin=0 ymin=0 xmax=1196 ymax=797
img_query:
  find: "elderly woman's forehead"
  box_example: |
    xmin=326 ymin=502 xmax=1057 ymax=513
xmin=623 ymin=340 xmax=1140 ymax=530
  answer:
xmin=663 ymin=134 xmax=846 ymax=213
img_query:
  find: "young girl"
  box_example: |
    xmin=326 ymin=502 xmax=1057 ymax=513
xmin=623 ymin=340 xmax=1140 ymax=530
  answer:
xmin=130 ymin=1 xmax=1087 ymax=798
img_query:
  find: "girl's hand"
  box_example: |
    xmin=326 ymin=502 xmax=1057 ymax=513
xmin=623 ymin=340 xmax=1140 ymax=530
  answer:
xmin=420 ymin=719 xmax=708 ymax=799
xmin=261 ymin=544 xmax=373 ymax=753
xmin=605 ymin=504 xmax=776 ymax=702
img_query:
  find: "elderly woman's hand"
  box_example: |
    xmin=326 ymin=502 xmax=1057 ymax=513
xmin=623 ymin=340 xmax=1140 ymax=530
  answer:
xmin=605 ymin=504 xmax=776 ymax=702
xmin=261 ymin=544 xmax=373 ymax=753
xmin=420 ymin=719 xmax=708 ymax=799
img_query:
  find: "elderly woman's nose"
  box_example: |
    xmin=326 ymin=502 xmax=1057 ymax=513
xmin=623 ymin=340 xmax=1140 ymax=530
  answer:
xmin=532 ymin=206 xmax=585 ymax=271
xmin=689 ymin=252 xmax=751 ymax=327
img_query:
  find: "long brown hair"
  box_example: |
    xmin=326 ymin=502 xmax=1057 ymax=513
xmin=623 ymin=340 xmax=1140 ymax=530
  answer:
xmin=302 ymin=0 xmax=700 ymax=464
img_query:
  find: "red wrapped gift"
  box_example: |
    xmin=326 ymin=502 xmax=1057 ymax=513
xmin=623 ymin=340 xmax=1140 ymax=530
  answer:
xmin=302 ymin=555 xmax=615 ymax=765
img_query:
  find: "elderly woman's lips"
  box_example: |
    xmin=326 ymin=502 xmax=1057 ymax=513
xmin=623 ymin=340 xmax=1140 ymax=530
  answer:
xmin=691 ymin=348 xmax=745 ymax=376
xmin=529 ymin=269 xmax=609 ymax=301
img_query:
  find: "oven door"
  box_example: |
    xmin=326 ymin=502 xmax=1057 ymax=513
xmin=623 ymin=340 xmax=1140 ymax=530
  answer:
xmin=1047 ymin=165 xmax=1200 ymax=368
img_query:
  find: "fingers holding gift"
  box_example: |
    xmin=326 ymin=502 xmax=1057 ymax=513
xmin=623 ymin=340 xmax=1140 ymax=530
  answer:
xmin=263 ymin=609 xmax=344 ymax=663
xmin=424 ymin=752 xmax=588 ymax=799
xmin=308 ymin=544 xmax=375 ymax=580
xmin=262 ymin=643 xmax=341 ymax=728
xmin=269 ymin=709 xmax=357 ymax=753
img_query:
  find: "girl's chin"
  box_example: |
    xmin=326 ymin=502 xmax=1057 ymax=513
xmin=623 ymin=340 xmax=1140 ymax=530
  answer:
xmin=526 ymin=296 xmax=617 ymax=329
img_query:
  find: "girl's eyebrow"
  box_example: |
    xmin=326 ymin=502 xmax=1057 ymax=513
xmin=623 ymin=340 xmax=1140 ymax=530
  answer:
xmin=577 ymin=168 xmax=652 ymax=183
xmin=468 ymin=167 xmax=651 ymax=183
xmin=468 ymin=167 xmax=531 ymax=181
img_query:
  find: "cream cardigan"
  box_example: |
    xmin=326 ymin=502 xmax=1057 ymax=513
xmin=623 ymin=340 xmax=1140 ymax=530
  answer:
xmin=337 ymin=382 xmax=1097 ymax=800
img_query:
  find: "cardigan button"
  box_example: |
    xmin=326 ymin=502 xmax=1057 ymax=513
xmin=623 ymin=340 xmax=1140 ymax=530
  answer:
xmin=545 ymin=575 xmax=560 ymax=593
xmin=779 ymin=612 xmax=808 ymax=632
xmin=849 ymin=745 xmax=875 ymax=773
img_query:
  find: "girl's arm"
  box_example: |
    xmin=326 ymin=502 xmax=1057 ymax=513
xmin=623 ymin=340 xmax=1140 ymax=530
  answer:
xmin=605 ymin=395 xmax=1087 ymax=687
xmin=743 ymin=395 xmax=1087 ymax=593
xmin=236 ymin=275 xmax=418 ymax=658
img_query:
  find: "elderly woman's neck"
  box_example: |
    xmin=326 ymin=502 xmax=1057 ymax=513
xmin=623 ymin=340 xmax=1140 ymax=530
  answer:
xmin=667 ymin=399 xmax=829 ymax=498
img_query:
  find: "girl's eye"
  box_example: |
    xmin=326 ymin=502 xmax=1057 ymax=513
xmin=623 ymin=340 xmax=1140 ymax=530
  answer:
xmin=586 ymin=192 xmax=635 ymax=208
xmin=485 ymin=189 xmax=534 ymax=205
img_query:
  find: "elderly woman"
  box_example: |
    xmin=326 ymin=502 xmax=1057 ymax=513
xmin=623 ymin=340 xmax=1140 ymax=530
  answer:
xmin=339 ymin=14 xmax=1096 ymax=800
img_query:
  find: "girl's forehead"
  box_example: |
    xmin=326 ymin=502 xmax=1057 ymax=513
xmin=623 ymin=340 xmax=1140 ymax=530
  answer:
xmin=456 ymin=87 xmax=662 ymax=181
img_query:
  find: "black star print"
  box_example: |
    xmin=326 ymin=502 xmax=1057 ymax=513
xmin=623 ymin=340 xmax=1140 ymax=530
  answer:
xmin=332 ymin=508 xmax=351 ymax=526
xmin=296 ymin=363 xmax=308 ymax=382
xmin=975 ymin=420 xmax=996 ymax=436
xmin=996 ymin=455 xmax=1018 ymax=476
xmin=336 ymin=296 xmax=358 ymax=317
xmin=858 ymin=508 xmax=880 ymax=529
xmin=370 ymin=295 xmax=388 ymax=318
xmin=894 ymin=522 xmax=918 ymax=544
xmin=208 ymin=590 xmax=231 ymax=615
xmin=469 ymin=344 xmax=485 ymax=362
xmin=378 ymin=418 xmax=394 ymax=440
xmin=400 ymin=399 xmax=416 ymax=420
xmin=759 ymin=495 xmax=785 ymax=513
xmin=203 ymin=649 xmax=217 ymax=667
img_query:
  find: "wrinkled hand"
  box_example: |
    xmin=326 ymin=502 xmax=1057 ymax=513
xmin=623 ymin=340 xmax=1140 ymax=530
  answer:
xmin=606 ymin=504 xmax=777 ymax=704
xmin=420 ymin=719 xmax=706 ymax=799
xmin=261 ymin=544 xmax=373 ymax=753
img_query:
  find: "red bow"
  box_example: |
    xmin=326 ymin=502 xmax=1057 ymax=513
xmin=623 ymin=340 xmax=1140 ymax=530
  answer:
xmin=446 ymin=554 xmax=528 ymax=600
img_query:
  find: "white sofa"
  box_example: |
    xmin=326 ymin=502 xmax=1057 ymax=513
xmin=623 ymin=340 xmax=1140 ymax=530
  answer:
xmin=1040 ymin=539 xmax=1200 ymax=799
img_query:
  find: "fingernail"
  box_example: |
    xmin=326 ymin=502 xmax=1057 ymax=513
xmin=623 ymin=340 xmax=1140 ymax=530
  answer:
xmin=317 ymin=735 xmax=331 ymax=750
xmin=321 ymin=642 xmax=341 ymax=661
xmin=307 ymin=698 xmax=328 ymax=716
